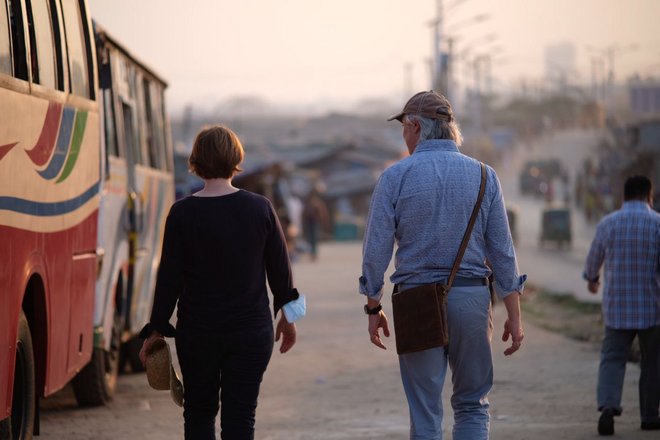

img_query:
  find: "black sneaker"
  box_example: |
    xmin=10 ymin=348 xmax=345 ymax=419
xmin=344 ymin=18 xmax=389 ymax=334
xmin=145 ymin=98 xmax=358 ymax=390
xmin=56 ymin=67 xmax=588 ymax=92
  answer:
xmin=598 ymin=408 xmax=615 ymax=436
xmin=641 ymin=419 xmax=660 ymax=430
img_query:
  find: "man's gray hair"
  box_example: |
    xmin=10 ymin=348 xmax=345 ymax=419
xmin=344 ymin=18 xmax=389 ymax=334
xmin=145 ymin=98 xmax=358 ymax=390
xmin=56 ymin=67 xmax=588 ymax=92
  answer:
xmin=405 ymin=114 xmax=463 ymax=146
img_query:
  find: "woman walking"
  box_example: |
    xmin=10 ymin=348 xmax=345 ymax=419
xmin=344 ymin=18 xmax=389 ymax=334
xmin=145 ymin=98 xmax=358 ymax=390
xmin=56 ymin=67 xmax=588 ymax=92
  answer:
xmin=139 ymin=125 xmax=302 ymax=439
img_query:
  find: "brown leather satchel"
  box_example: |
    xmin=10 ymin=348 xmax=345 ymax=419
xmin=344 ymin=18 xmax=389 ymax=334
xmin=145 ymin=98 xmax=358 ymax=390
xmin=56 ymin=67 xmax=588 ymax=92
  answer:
xmin=392 ymin=163 xmax=487 ymax=355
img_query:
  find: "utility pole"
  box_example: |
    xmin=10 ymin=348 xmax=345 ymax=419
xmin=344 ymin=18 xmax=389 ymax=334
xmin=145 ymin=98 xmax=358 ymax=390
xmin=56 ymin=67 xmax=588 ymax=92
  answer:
xmin=432 ymin=0 xmax=444 ymax=92
xmin=586 ymin=44 xmax=637 ymax=103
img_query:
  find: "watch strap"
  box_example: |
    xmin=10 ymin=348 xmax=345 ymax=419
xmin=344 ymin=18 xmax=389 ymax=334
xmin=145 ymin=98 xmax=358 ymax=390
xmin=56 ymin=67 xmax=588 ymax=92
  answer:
xmin=364 ymin=303 xmax=383 ymax=315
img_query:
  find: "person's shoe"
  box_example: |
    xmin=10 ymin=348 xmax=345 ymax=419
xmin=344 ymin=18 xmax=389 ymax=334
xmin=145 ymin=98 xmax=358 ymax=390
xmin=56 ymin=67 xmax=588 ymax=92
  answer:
xmin=641 ymin=418 xmax=660 ymax=430
xmin=598 ymin=408 xmax=615 ymax=436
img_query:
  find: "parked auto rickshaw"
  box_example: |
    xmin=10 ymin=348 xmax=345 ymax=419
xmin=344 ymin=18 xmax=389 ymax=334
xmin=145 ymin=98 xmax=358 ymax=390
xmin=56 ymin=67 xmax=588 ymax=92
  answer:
xmin=539 ymin=207 xmax=572 ymax=248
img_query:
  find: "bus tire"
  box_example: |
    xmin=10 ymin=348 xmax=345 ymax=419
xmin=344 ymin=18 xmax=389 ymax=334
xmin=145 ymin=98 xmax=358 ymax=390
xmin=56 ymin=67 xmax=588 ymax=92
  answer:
xmin=122 ymin=336 xmax=146 ymax=373
xmin=72 ymin=315 xmax=121 ymax=407
xmin=7 ymin=311 xmax=36 ymax=440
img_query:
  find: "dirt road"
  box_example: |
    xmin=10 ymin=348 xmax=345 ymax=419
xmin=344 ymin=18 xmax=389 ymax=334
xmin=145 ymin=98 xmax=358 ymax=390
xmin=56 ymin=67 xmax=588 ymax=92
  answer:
xmin=40 ymin=242 xmax=655 ymax=439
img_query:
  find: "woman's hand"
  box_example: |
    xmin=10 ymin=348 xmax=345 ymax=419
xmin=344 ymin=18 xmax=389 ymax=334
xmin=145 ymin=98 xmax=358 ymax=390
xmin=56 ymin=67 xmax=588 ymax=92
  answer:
xmin=275 ymin=316 xmax=296 ymax=354
xmin=139 ymin=331 xmax=164 ymax=366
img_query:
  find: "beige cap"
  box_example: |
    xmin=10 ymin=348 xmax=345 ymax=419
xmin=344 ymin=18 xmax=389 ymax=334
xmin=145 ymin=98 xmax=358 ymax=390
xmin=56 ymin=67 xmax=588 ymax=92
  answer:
xmin=388 ymin=90 xmax=454 ymax=122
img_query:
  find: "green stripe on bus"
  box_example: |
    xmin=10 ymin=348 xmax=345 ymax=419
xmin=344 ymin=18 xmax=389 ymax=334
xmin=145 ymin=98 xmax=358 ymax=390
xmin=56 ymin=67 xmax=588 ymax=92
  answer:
xmin=56 ymin=111 xmax=88 ymax=183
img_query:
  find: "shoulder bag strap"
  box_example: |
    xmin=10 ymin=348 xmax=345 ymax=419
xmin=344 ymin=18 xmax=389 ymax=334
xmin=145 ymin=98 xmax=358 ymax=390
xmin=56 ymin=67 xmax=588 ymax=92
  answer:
xmin=446 ymin=162 xmax=487 ymax=289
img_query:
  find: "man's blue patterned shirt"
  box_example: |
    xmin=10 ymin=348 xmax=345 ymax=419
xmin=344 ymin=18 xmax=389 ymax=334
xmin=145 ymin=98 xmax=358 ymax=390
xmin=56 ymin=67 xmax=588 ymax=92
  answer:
xmin=360 ymin=139 xmax=526 ymax=301
xmin=584 ymin=201 xmax=660 ymax=329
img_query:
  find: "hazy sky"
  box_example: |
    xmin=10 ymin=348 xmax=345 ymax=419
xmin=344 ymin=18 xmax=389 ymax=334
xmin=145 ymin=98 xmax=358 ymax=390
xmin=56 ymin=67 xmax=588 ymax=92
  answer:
xmin=88 ymin=0 xmax=660 ymax=114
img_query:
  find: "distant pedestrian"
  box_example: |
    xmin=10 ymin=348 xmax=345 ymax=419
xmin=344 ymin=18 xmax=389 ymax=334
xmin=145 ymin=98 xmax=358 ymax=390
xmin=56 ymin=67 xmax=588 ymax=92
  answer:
xmin=302 ymin=185 xmax=329 ymax=261
xmin=138 ymin=125 xmax=305 ymax=440
xmin=360 ymin=91 xmax=526 ymax=439
xmin=583 ymin=175 xmax=660 ymax=436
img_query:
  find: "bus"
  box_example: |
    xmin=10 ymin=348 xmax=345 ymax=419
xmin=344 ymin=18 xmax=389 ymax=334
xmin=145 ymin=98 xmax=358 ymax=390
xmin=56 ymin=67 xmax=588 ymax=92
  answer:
xmin=0 ymin=1 xmax=174 ymax=438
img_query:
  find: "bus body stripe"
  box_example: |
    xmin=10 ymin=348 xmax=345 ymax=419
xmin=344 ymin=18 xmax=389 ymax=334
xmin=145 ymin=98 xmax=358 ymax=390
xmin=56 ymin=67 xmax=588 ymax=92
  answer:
xmin=38 ymin=107 xmax=75 ymax=180
xmin=25 ymin=102 xmax=63 ymax=166
xmin=56 ymin=111 xmax=88 ymax=183
xmin=0 ymin=180 xmax=100 ymax=216
xmin=0 ymin=142 xmax=18 ymax=160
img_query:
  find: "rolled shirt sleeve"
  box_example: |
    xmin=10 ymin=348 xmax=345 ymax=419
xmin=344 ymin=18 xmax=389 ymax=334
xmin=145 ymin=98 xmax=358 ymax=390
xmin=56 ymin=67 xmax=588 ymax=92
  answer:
xmin=583 ymin=222 xmax=606 ymax=282
xmin=484 ymin=170 xmax=526 ymax=298
xmin=360 ymin=172 xmax=396 ymax=302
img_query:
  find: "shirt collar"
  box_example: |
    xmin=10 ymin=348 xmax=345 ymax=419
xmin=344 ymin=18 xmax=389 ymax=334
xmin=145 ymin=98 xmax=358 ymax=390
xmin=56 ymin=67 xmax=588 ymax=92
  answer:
xmin=413 ymin=139 xmax=459 ymax=154
xmin=622 ymin=200 xmax=651 ymax=211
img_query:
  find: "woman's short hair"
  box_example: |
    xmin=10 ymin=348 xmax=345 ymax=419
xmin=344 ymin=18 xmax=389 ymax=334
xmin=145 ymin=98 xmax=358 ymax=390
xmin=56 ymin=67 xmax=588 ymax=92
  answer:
xmin=188 ymin=125 xmax=244 ymax=179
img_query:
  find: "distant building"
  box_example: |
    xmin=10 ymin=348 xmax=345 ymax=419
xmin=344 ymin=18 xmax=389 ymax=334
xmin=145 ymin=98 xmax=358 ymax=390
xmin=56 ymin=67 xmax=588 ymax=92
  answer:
xmin=628 ymin=78 xmax=660 ymax=117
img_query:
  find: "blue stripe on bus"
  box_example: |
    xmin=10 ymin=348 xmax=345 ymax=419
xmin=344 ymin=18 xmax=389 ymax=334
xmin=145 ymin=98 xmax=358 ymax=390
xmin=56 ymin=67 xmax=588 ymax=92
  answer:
xmin=38 ymin=107 xmax=75 ymax=180
xmin=0 ymin=180 xmax=100 ymax=216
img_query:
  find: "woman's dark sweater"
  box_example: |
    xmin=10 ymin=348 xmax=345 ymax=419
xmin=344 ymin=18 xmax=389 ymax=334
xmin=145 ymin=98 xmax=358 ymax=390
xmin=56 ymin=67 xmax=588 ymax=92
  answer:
xmin=144 ymin=190 xmax=297 ymax=336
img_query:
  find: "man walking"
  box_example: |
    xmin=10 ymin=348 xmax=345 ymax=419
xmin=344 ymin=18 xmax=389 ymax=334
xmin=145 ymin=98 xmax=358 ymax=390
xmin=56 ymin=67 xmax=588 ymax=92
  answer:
xmin=360 ymin=91 xmax=526 ymax=439
xmin=584 ymin=175 xmax=660 ymax=436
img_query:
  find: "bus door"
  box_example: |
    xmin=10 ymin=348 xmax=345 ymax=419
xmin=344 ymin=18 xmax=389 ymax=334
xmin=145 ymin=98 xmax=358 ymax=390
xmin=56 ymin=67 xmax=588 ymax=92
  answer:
xmin=92 ymin=35 xmax=130 ymax=358
xmin=107 ymin=46 xmax=173 ymax=342
xmin=107 ymin=49 xmax=141 ymax=335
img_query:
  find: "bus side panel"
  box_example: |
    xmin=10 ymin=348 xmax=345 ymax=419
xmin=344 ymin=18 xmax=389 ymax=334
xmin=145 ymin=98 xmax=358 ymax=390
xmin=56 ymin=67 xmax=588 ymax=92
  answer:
xmin=0 ymin=211 xmax=97 ymax=410
xmin=95 ymin=155 xmax=130 ymax=349
xmin=0 ymin=88 xmax=100 ymax=401
xmin=130 ymin=168 xmax=173 ymax=333
xmin=0 ymin=226 xmax=23 ymax=419
xmin=64 ymin=211 xmax=97 ymax=377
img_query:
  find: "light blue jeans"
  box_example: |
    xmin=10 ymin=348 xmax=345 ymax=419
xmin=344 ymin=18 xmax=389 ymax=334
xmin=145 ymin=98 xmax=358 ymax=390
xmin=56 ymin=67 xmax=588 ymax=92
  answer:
xmin=397 ymin=284 xmax=493 ymax=440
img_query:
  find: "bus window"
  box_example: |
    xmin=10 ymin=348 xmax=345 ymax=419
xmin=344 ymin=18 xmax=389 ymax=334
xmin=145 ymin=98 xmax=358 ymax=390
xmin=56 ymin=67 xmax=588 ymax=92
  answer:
xmin=103 ymin=88 xmax=119 ymax=157
xmin=0 ymin=1 xmax=11 ymax=74
xmin=60 ymin=0 xmax=89 ymax=97
xmin=122 ymin=102 xmax=141 ymax=165
xmin=25 ymin=0 xmax=57 ymax=89
xmin=142 ymin=77 xmax=159 ymax=169
xmin=7 ymin=0 xmax=28 ymax=80
xmin=151 ymin=84 xmax=170 ymax=171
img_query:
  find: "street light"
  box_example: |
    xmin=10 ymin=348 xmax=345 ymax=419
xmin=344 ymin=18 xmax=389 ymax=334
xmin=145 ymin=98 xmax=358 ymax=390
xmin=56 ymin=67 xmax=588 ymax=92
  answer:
xmin=455 ymin=32 xmax=499 ymax=50
xmin=461 ymin=48 xmax=507 ymax=132
xmin=586 ymin=43 xmax=638 ymax=83
xmin=445 ymin=13 xmax=491 ymax=34
xmin=446 ymin=0 xmax=469 ymax=12
xmin=585 ymin=44 xmax=638 ymax=102
xmin=440 ymin=13 xmax=491 ymax=101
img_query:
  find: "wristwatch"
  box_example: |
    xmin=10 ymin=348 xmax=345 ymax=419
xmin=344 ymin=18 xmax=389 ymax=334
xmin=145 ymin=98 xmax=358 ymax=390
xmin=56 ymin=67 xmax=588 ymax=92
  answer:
xmin=364 ymin=303 xmax=382 ymax=315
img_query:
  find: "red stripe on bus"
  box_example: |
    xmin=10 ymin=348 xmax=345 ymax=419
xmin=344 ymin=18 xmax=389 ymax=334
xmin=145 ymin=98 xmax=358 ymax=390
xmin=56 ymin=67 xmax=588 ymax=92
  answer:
xmin=0 ymin=142 xmax=18 ymax=161
xmin=25 ymin=102 xmax=63 ymax=167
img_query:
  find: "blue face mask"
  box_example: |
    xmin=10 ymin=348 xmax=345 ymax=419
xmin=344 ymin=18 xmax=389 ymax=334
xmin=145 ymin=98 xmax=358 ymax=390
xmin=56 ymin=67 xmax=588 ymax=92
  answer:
xmin=282 ymin=293 xmax=306 ymax=323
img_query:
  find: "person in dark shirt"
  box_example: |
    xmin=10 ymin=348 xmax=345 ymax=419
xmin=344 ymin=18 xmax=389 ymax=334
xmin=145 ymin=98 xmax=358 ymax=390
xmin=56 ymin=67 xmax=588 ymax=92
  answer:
xmin=139 ymin=125 xmax=301 ymax=440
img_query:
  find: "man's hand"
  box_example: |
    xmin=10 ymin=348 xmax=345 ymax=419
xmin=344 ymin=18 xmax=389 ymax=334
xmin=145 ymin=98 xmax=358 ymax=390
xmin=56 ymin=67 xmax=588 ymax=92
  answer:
xmin=139 ymin=331 xmax=164 ymax=366
xmin=275 ymin=316 xmax=296 ymax=354
xmin=368 ymin=311 xmax=390 ymax=350
xmin=502 ymin=318 xmax=524 ymax=356
xmin=502 ymin=292 xmax=524 ymax=356
xmin=588 ymin=280 xmax=599 ymax=294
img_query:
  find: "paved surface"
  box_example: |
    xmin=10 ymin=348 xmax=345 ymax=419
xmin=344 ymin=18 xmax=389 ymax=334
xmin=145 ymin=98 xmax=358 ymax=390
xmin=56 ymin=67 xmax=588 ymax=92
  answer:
xmin=498 ymin=129 xmax=603 ymax=303
xmin=39 ymin=241 xmax=655 ymax=439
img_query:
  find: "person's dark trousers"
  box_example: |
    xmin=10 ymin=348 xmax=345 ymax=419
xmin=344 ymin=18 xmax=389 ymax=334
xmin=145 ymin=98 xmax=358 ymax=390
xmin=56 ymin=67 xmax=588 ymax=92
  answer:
xmin=304 ymin=222 xmax=320 ymax=260
xmin=597 ymin=325 xmax=660 ymax=422
xmin=175 ymin=324 xmax=274 ymax=440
